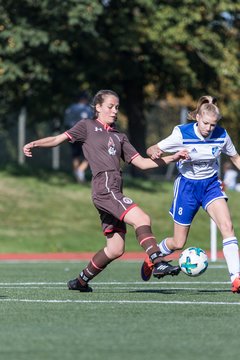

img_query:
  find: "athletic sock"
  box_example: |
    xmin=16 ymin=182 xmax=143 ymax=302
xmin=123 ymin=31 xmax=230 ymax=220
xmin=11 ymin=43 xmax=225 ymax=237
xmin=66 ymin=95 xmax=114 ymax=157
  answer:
xmin=79 ymin=249 xmax=112 ymax=286
xmin=135 ymin=225 xmax=162 ymax=264
xmin=222 ymin=237 xmax=240 ymax=282
xmin=159 ymin=238 xmax=174 ymax=256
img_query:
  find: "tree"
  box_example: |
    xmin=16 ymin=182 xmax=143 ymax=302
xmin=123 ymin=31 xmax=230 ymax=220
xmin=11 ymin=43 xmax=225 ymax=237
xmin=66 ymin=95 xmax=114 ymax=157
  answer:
xmin=0 ymin=0 xmax=240 ymax=160
xmin=92 ymin=0 xmax=240 ymax=151
xmin=0 ymin=0 xmax=102 ymax=125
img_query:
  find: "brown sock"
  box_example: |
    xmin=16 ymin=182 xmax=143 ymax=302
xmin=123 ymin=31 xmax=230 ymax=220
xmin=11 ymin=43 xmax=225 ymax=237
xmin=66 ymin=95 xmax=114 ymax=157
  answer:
xmin=79 ymin=249 xmax=112 ymax=286
xmin=135 ymin=225 xmax=161 ymax=264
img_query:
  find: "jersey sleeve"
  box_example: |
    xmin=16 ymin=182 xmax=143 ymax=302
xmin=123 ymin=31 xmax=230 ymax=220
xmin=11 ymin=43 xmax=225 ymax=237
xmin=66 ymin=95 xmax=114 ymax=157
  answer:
xmin=121 ymin=134 xmax=139 ymax=163
xmin=64 ymin=119 xmax=88 ymax=143
xmin=157 ymin=126 xmax=184 ymax=152
xmin=222 ymin=131 xmax=237 ymax=157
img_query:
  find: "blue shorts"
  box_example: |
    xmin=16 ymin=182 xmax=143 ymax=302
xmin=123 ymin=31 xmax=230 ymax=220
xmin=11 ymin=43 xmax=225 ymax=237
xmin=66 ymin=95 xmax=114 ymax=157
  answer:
xmin=169 ymin=174 xmax=227 ymax=226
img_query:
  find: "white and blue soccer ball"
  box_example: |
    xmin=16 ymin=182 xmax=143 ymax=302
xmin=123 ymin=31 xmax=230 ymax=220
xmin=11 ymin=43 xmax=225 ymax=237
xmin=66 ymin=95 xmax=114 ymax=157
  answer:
xmin=179 ymin=247 xmax=208 ymax=277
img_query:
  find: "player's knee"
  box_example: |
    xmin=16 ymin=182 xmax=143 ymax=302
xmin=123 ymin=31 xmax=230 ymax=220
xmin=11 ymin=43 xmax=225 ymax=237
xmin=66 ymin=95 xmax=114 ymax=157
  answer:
xmin=109 ymin=248 xmax=124 ymax=259
xmin=219 ymin=221 xmax=234 ymax=236
xmin=137 ymin=213 xmax=151 ymax=227
xmin=106 ymin=243 xmax=125 ymax=259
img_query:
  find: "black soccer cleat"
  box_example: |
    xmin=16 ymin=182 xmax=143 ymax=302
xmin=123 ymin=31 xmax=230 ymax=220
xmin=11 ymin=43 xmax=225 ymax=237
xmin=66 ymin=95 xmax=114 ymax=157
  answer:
xmin=153 ymin=261 xmax=181 ymax=279
xmin=67 ymin=278 xmax=93 ymax=292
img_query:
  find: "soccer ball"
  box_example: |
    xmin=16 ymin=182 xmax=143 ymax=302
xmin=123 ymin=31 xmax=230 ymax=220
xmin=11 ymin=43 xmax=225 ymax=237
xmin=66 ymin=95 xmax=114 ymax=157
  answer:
xmin=179 ymin=247 xmax=208 ymax=277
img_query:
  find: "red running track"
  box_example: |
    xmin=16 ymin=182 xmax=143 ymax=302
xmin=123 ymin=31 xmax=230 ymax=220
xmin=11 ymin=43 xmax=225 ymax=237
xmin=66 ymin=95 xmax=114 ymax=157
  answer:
xmin=0 ymin=251 xmax=224 ymax=261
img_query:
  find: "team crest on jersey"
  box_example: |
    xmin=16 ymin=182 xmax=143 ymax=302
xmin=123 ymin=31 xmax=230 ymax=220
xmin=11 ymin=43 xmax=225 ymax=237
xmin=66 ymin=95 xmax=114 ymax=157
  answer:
xmin=123 ymin=197 xmax=133 ymax=204
xmin=212 ymin=146 xmax=220 ymax=157
xmin=108 ymin=137 xmax=116 ymax=155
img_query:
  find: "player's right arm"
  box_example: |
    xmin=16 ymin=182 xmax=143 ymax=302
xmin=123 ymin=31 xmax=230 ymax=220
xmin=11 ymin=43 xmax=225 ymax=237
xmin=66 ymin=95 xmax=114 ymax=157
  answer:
xmin=131 ymin=149 xmax=189 ymax=170
xmin=23 ymin=133 xmax=69 ymax=157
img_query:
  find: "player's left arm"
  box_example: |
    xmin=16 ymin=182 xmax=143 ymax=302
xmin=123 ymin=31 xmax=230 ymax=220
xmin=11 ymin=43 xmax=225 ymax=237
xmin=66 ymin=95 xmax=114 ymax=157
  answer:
xmin=229 ymin=153 xmax=240 ymax=170
xmin=223 ymin=133 xmax=240 ymax=170
xmin=146 ymin=144 xmax=163 ymax=159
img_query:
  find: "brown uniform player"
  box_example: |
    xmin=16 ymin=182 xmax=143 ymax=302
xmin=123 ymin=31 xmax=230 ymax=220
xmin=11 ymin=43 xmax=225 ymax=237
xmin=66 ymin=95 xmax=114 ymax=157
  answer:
xmin=23 ymin=89 xmax=189 ymax=292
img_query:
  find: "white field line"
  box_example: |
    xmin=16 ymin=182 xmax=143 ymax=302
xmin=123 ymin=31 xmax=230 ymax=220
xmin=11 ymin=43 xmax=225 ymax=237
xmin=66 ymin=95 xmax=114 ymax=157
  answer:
xmin=0 ymin=287 xmax=230 ymax=291
xmin=0 ymin=280 xmax=238 ymax=305
xmin=0 ymin=261 xmax=227 ymax=268
xmin=0 ymin=298 xmax=239 ymax=305
xmin=0 ymin=281 xmax=231 ymax=286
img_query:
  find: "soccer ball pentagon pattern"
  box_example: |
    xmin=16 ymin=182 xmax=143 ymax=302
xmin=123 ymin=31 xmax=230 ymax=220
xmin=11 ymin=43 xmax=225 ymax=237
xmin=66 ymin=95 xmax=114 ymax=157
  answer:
xmin=179 ymin=247 xmax=208 ymax=277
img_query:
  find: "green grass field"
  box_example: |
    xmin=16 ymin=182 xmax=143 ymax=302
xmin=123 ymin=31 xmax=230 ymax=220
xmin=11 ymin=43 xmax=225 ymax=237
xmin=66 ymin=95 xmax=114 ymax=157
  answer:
xmin=1 ymin=169 xmax=240 ymax=359
xmin=1 ymin=168 xmax=240 ymax=253
xmin=0 ymin=259 xmax=239 ymax=360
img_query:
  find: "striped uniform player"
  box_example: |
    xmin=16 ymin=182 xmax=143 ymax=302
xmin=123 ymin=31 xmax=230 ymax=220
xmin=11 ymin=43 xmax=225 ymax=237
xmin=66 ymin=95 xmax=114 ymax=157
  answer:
xmin=141 ymin=95 xmax=240 ymax=293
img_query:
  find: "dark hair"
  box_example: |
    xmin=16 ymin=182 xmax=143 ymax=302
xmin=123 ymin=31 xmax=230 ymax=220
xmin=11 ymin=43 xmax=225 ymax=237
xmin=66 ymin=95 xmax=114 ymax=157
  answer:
xmin=188 ymin=95 xmax=221 ymax=121
xmin=92 ymin=90 xmax=119 ymax=119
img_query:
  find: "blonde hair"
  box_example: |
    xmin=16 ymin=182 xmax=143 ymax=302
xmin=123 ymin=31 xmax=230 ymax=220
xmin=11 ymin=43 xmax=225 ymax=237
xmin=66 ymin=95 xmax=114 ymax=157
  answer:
xmin=188 ymin=95 xmax=221 ymax=121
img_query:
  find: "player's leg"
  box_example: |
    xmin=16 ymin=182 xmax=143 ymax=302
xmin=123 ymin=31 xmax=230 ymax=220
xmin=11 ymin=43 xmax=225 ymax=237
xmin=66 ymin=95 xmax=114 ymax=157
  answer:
xmin=72 ymin=156 xmax=84 ymax=182
xmin=140 ymin=175 xmax=196 ymax=281
xmin=207 ymin=198 xmax=240 ymax=293
xmin=75 ymin=161 xmax=87 ymax=183
xmin=68 ymin=232 xmax=125 ymax=292
xmin=77 ymin=150 xmax=88 ymax=182
xmin=79 ymin=159 xmax=88 ymax=173
xmin=68 ymin=209 xmax=127 ymax=292
xmin=140 ymin=223 xmax=190 ymax=281
xmin=159 ymin=223 xmax=190 ymax=254
xmin=72 ymin=144 xmax=86 ymax=182
xmin=158 ymin=175 xmax=195 ymax=254
xmin=123 ymin=206 xmax=181 ymax=279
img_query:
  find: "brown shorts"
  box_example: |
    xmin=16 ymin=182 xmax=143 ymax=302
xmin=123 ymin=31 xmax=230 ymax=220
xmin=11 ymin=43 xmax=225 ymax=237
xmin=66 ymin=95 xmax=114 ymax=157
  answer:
xmin=92 ymin=171 xmax=137 ymax=235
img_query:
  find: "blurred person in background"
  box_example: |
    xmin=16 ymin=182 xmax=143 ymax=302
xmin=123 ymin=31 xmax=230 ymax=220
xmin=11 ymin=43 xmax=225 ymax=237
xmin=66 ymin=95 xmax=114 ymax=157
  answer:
xmin=140 ymin=95 xmax=240 ymax=294
xmin=23 ymin=89 xmax=189 ymax=292
xmin=223 ymin=161 xmax=239 ymax=191
xmin=64 ymin=91 xmax=93 ymax=182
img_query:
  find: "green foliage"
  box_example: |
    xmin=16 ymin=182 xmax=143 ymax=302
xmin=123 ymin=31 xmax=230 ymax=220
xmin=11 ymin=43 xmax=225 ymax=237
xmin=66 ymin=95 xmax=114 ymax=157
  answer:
xmin=0 ymin=0 xmax=240 ymax=149
xmin=0 ymin=0 xmax=102 ymax=121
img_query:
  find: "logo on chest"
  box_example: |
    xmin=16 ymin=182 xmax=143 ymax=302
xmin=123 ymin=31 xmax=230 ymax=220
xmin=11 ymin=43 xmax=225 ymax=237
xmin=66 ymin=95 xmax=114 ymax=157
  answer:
xmin=212 ymin=146 xmax=220 ymax=157
xmin=108 ymin=137 xmax=116 ymax=155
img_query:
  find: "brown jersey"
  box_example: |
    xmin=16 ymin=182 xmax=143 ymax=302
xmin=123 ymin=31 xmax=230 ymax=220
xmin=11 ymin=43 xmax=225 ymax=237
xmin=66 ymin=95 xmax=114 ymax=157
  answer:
xmin=65 ymin=118 xmax=140 ymax=234
xmin=65 ymin=118 xmax=139 ymax=177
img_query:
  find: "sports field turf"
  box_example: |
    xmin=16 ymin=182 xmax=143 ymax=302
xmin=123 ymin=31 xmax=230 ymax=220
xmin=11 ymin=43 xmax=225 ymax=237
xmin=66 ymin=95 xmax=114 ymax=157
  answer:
xmin=0 ymin=259 xmax=239 ymax=360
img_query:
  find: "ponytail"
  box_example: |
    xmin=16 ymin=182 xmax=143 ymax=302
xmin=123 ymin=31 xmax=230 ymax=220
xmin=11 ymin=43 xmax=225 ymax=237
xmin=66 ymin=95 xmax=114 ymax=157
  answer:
xmin=188 ymin=95 xmax=221 ymax=121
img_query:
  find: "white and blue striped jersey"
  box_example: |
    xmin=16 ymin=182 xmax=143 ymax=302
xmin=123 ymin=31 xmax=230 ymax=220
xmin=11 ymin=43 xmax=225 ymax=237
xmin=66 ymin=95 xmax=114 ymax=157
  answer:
xmin=157 ymin=122 xmax=237 ymax=180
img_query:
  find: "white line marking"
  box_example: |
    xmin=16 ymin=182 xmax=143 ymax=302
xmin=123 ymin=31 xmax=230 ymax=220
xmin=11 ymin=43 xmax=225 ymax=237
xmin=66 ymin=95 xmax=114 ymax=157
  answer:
xmin=0 ymin=261 xmax=227 ymax=268
xmin=0 ymin=281 xmax=231 ymax=286
xmin=0 ymin=286 xmax=230 ymax=291
xmin=0 ymin=299 xmax=239 ymax=305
